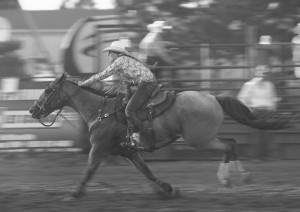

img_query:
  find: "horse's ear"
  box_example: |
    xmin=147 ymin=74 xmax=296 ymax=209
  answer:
xmin=57 ymin=72 xmax=68 ymax=82
xmin=62 ymin=72 xmax=68 ymax=80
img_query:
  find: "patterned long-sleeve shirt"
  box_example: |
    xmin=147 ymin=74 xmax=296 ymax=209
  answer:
xmin=81 ymin=55 xmax=156 ymax=87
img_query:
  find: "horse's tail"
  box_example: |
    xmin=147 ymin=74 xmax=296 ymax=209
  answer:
xmin=215 ymin=94 xmax=292 ymax=130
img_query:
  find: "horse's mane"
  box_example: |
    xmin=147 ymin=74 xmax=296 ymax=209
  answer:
xmin=65 ymin=79 xmax=125 ymax=98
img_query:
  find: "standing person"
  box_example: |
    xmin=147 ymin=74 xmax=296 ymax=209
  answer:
xmin=139 ymin=20 xmax=176 ymax=87
xmin=292 ymin=23 xmax=300 ymax=78
xmin=78 ymin=40 xmax=157 ymax=146
xmin=237 ymin=65 xmax=279 ymax=161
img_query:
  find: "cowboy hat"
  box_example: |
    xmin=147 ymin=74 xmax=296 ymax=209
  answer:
xmin=102 ymin=40 xmax=130 ymax=55
xmin=259 ymin=35 xmax=272 ymax=45
xmin=147 ymin=20 xmax=172 ymax=33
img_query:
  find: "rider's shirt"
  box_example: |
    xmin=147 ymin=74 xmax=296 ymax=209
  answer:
xmin=81 ymin=55 xmax=156 ymax=87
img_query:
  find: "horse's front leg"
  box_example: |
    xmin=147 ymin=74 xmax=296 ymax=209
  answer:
xmin=66 ymin=142 xmax=108 ymax=200
xmin=127 ymin=152 xmax=180 ymax=198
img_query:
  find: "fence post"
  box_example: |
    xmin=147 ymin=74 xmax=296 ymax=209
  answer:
xmin=245 ymin=26 xmax=256 ymax=78
xmin=200 ymin=44 xmax=210 ymax=93
xmin=0 ymin=107 xmax=5 ymax=144
xmin=292 ymin=23 xmax=300 ymax=78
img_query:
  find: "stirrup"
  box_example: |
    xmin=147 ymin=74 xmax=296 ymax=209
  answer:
xmin=120 ymin=135 xmax=136 ymax=149
xmin=120 ymin=135 xmax=155 ymax=153
xmin=131 ymin=132 xmax=140 ymax=143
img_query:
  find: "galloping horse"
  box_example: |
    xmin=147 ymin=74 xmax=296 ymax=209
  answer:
xmin=29 ymin=73 xmax=291 ymax=199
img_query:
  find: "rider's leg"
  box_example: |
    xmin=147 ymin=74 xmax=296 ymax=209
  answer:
xmin=125 ymin=82 xmax=156 ymax=133
xmin=124 ymin=83 xmax=132 ymax=104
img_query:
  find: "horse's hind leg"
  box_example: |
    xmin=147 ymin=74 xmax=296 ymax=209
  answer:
xmin=229 ymin=140 xmax=251 ymax=184
xmin=207 ymin=137 xmax=236 ymax=187
xmin=211 ymin=137 xmax=250 ymax=187
xmin=126 ymin=152 xmax=180 ymax=198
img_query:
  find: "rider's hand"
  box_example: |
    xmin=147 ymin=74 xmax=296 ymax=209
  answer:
xmin=77 ymin=81 xmax=85 ymax=86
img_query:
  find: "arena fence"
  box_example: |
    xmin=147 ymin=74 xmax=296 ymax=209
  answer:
xmin=2 ymin=74 xmax=299 ymax=160
xmin=143 ymin=62 xmax=300 ymax=160
xmin=1 ymin=40 xmax=300 ymax=159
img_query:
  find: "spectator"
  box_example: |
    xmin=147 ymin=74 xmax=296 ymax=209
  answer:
xmin=237 ymin=65 xmax=280 ymax=161
xmin=292 ymin=23 xmax=300 ymax=78
xmin=138 ymin=20 xmax=176 ymax=87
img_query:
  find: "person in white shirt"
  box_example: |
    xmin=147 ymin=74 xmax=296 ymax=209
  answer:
xmin=237 ymin=65 xmax=278 ymax=111
xmin=139 ymin=21 xmax=175 ymax=65
xmin=138 ymin=20 xmax=176 ymax=87
xmin=292 ymin=23 xmax=300 ymax=77
xmin=237 ymin=65 xmax=280 ymax=161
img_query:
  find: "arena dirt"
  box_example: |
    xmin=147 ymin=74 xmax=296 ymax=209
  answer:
xmin=1 ymin=153 xmax=300 ymax=212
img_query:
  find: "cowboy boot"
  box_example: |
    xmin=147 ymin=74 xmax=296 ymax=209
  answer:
xmin=127 ymin=112 xmax=143 ymax=132
xmin=120 ymin=127 xmax=137 ymax=149
xmin=126 ymin=120 xmax=141 ymax=144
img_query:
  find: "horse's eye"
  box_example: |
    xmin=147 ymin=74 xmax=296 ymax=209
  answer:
xmin=45 ymin=88 xmax=51 ymax=94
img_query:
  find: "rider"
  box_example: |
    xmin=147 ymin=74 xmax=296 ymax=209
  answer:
xmin=78 ymin=40 xmax=157 ymax=144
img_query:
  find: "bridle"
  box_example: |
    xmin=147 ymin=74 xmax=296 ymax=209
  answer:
xmin=34 ymin=79 xmax=124 ymax=132
xmin=33 ymin=82 xmax=65 ymax=127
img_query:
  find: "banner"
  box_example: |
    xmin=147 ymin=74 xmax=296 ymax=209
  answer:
xmin=0 ymin=79 xmax=86 ymax=153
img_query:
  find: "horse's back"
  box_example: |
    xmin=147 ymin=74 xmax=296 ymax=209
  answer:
xmin=177 ymin=91 xmax=223 ymax=120
xmin=178 ymin=91 xmax=221 ymax=109
xmin=162 ymin=91 xmax=224 ymax=145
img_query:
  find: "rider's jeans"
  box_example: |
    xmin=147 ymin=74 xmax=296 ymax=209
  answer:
xmin=125 ymin=81 xmax=157 ymax=132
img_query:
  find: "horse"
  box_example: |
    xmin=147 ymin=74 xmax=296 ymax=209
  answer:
xmin=29 ymin=73 xmax=292 ymax=199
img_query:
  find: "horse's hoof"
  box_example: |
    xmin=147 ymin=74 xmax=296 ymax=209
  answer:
xmin=152 ymin=183 xmax=180 ymax=199
xmin=154 ymin=187 xmax=181 ymax=199
xmin=169 ymin=187 xmax=181 ymax=198
xmin=240 ymin=172 xmax=252 ymax=184
xmin=62 ymin=196 xmax=76 ymax=202
xmin=220 ymin=180 xmax=232 ymax=188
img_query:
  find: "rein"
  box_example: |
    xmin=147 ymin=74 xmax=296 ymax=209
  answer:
xmin=97 ymin=105 xmax=123 ymax=121
xmin=38 ymin=107 xmax=63 ymax=127
xmin=36 ymin=79 xmax=124 ymax=133
xmin=35 ymin=82 xmax=65 ymax=127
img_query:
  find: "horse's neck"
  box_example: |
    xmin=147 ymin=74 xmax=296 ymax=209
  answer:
xmin=64 ymin=82 xmax=106 ymax=123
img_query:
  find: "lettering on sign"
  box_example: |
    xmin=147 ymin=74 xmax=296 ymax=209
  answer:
xmin=0 ymin=134 xmax=37 ymax=140
xmin=0 ymin=133 xmax=80 ymax=152
xmin=0 ymin=140 xmax=74 ymax=148
xmin=0 ymin=148 xmax=81 ymax=153
xmin=2 ymin=110 xmax=62 ymax=128
xmin=1 ymin=110 xmax=79 ymax=128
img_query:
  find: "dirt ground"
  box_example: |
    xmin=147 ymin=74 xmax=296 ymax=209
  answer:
xmin=1 ymin=153 xmax=300 ymax=212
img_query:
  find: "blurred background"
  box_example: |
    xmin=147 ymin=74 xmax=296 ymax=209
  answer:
xmin=0 ymin=0 xmax=300 ymax=161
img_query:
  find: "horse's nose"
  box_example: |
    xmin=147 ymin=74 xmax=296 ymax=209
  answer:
xmin=29 ymin=107 xmax=37 ymax=118
xmin=30 ymin=110 xmax=39 ymax=119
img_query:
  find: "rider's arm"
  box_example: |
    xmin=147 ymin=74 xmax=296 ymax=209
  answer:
xmin=80 ymin=58 xmax=122 ymax=87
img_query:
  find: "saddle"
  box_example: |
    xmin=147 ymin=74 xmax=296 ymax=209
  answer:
xmin=116 ymin=84 xmax=176 ymax=152
xmin=117 ymin=84 xmax=175 ymax=121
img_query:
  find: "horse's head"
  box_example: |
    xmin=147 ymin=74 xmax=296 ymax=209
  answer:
xmin=29 ymin=73 xmax=68 ymax=119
